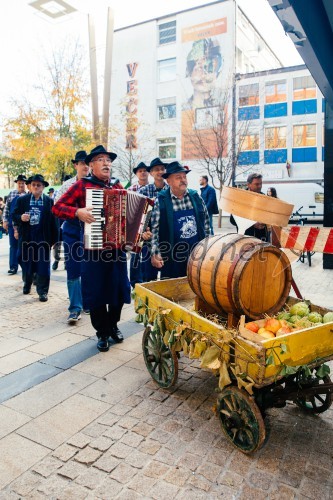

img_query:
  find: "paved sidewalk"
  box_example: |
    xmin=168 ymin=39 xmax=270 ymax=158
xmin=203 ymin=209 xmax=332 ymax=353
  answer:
xmin=0 ymin=233 xmax=333 ymax=499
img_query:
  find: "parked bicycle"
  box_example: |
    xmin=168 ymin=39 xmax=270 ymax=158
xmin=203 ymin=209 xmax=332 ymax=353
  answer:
xmin=289 ymin=206 xmax=315 ymax=266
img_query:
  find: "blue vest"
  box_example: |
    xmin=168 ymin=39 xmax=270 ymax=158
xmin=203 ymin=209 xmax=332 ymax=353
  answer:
xmin=158 ymin=188 xmax=206 ymax=259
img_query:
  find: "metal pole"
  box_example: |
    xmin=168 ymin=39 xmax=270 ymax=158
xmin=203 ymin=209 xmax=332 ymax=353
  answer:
xmin=88 ymin=14 xmax=99 ymax=142
xmin=102 ymin=6 xmax=115 ymax=146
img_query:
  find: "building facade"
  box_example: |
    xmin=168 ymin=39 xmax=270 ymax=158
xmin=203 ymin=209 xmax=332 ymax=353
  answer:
xmin=235 ymin=65 xmax=324 ymax=185
xmin=109 ymin=0 xmax=281 ymax=186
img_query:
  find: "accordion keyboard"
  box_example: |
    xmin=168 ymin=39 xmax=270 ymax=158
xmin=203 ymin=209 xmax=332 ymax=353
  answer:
xmin=85 ymin=189 xmax=104 ymax=249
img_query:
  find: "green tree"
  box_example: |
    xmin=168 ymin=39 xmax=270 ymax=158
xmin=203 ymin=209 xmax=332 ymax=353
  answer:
xmin=3 ymin=39 xmax=94 ymax=184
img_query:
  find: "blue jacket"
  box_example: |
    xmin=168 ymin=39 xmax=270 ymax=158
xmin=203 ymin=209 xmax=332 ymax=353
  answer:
xmin=200 ymin=184 xmax=218 ymax=215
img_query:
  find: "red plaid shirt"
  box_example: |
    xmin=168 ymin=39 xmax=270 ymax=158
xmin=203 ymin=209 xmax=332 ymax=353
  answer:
xmin=52 ymin=177 xmax=124 ymax=219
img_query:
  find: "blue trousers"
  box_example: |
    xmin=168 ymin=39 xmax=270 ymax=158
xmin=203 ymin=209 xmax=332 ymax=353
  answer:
xmin=8 ymin=225 xmax=19 ymax=271
xmin=63 ymin=223 xmax=83 ymax=314
xmin=209 ymin=214 xmax=214 ymax=235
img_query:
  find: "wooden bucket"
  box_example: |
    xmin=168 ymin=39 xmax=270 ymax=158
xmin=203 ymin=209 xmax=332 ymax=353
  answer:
xmin=220 ymin=186 xmax=294 ymax=227
xmin=187 ymin=234 xmax=292 ymax=320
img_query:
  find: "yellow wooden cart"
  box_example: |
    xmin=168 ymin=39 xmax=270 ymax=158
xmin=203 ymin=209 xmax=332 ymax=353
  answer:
xmin=135 ymin=277 xmax=333 ymax=454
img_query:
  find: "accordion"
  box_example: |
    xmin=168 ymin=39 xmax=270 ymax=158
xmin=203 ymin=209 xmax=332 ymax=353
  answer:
xmin=84 ymin=188 xmax=154 ymax=252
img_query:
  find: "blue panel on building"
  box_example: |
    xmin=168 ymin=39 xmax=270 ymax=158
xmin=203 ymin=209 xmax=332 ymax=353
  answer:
xmin=322 ymin=99 xmax=325 ymax=113
xmin=264 ymin=149 xmax=287 ymax=164
xmin=322 ymin=146 xmax=325 ymax=161
xmin=292 ymin=99 xmax=317 ymax=115
xmin=292 ymin=147 xmax=317 ymax=162
xmin=238 ymin=106 xmax=260 ymax=120
xmin=264 ymin=103 xmax=287 ymax=118
xmin=238 ymin=151 xmax=260 ymax=165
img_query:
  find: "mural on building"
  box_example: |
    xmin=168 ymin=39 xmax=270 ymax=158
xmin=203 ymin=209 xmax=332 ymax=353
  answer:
xmin=181 ymin=18 xmax=229 ymax=160
xmin=125 ymin=62 xmax=139 ymax=149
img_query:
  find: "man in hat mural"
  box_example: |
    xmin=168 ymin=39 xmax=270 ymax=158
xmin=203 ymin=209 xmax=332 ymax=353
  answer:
xmin=12 ymin=174 xmax=59 ymax=301
xmin=3 ymin=174 xmax=28 ymax=275
xmin=150 ymin=161 xmax=210 ymax=279
xmin=53 ymin=145 xmax=131 ymax=352
xmin=127 ymin=162 xmax=149 ymax=287
xmin=54 ymin=151 xmax=89 ymax=324
xmin=138 ymin=157 xmax=169 ymax=282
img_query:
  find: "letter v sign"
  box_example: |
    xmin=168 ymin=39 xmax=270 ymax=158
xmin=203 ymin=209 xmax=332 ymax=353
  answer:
xmin=127 ymin=62 xmax=138 ymax=78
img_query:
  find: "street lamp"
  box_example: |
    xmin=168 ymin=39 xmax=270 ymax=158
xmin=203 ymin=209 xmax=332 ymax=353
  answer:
xmin=28 ymin=0 xmax=114 ymax=145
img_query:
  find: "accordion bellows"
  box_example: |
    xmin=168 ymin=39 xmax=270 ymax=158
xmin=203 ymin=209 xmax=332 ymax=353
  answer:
xmin=84 ymin=188 xmax=153 ymax=252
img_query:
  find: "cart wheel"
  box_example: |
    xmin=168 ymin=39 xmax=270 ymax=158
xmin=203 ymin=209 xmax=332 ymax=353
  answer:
xmin=217 ymin=386 xmax=266 ymax=454
xmin=142 ymin=326 xmax=178 ymax=388
xmin=296 ymin=374 xmax=332 ymax=414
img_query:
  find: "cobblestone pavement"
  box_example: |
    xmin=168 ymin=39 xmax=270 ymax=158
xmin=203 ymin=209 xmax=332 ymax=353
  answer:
xmin=0 ymin=229 xmax=333 ymax=499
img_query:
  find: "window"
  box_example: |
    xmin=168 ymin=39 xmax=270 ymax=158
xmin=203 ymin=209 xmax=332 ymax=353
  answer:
xmin=158 ymin=58 xmax=176 ymax=82
xmin=239 ymin=84 xmax=259 ymax=107
xmin=293 ymin=76 xmax=316 ymax=100
xmin=157 ymin=137 xmax=176 ymax=159
xmin=293 ymin=124 xmax=316 ymax=147
xmin=159 ymin=21 xmax=176 ymax=45
xmin=157 ymin=98 xmax=176 ymax=120
xmin=240 ymin=133 xmax=259 ymax=151
xmin=265 ymin=126 xmax=286 ymax=149
xmin=265 ymin=80 xmax=287 ymax=103
xmin=315 ymin=192 xmax=324 ymax=203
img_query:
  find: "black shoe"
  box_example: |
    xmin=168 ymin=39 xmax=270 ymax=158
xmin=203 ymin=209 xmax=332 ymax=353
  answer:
xmin=39 ymin=294 xmax=48 ymax=302
xmin=8 ymin=269 xmax=17 ymax=275
xmin=52 ymin=261 xmax=59 ymax=271
xmin=97 ymin=337 xmax=109 ymax=352
xmin=23 ymin=285 xmax=31 ymax=295
xmin=109 ymin=326 xmax=124 ymax=344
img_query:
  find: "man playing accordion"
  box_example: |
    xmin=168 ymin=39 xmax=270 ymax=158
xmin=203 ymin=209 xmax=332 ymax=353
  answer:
xmin=53 ymin=145 xmax=131 ymax=352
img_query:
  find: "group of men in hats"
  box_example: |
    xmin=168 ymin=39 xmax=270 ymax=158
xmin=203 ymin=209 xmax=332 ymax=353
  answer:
xmin=131 ymin=158 xmax=210 ymax=282
xmin=5 ymin=144 xmax=210 ymax=354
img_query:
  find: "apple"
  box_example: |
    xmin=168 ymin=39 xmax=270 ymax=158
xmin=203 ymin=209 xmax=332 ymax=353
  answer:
xmin=265 ymin=318 xmax=281 ymax=334
xmin=245 ymin=322 xmax=259 ymax=333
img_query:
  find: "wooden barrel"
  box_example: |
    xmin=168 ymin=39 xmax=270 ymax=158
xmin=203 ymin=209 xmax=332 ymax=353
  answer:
xmin=187 ymin=234 xmax=292 ymax=320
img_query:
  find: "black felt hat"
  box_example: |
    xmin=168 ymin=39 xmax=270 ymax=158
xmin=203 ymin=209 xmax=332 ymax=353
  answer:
xmin=133 ymin=162 xmax=148 ymax=174
xmin=48 ymin=188 xmax=55 ymax=193
xmin=14 ymin=174 xmax=27 ymax=182
xmin=85 ymin=145 xmax=117 ymax=164
xmin=25 ymin=176 xmax=32 ymax=185
xmin=71 ymin=150 xmax=87 ymax=164
xmin=29 ymin=174 xmax=49 ymax=187
xmin=162 ymin=161 xmax=191 ymax=179
xmin=147 ymin=157 xmax=168 ymax=172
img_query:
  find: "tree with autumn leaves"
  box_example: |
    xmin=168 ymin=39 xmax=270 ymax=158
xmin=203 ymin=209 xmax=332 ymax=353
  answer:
xmin=1 ymin=40 xmax=94 ymax=184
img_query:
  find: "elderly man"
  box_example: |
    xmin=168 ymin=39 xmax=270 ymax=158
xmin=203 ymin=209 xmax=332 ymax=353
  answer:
xmin=150 ymin=161 xmax=210 ymax=279
xmin=230 ymin=173 xmax=268 ymax=240
xmin=12 ymin=174 xmax=59 ymax=301
xmin=54 ymin=151 xmax=89 ymax=324
xmin=53 ymin=145 xmax=131 ymax=352
xmin=3 ymin=174 xmax=27 ymax=275
xmin=138 ymin=158 xmax=169 ymax=282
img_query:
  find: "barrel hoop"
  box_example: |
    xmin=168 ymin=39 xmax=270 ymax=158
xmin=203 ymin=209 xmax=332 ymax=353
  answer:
xmin=192 ymin=234 xmax=226 ymax=302
xmin=187 ymin=241 xmax=204 ymax=296
xmin=210 ymin=235 xmax=248 ymax=310
xmin=226 ymin=241 xmax=264 ymax=315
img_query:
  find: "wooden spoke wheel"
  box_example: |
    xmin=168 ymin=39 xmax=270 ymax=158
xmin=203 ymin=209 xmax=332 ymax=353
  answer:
xmin=296 ymin=373 xmax=332 ymax=414
xmin=142 ymin=326 xmax=178 ymax=388
xmin=217 ymin=386 xmax=266 ymax=454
